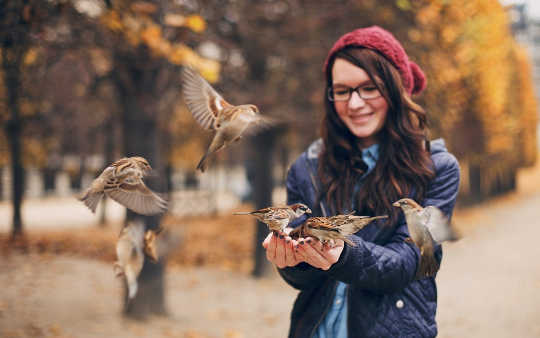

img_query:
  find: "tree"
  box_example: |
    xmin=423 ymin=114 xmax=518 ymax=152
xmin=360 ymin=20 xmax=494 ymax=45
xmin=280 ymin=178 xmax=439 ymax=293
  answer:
xmin=99 ymin=0 xmax=218 ymax=317
xmin=0 ymin=0 xmax=46 ymax=238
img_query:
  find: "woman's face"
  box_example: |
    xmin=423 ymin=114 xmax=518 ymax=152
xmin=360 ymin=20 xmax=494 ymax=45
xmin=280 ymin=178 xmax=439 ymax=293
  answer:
xmin=331 ymin=58 xmax=388 ymax=148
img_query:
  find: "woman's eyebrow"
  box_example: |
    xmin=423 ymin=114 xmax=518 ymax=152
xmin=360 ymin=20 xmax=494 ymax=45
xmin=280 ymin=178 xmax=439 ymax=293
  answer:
xmin=332 ymin=79 xmax=375 ymax=87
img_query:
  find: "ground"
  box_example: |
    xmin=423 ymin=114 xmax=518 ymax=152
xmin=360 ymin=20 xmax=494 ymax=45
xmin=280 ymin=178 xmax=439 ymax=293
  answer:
xmin=1 ymin=162 xmax=540 ymax=338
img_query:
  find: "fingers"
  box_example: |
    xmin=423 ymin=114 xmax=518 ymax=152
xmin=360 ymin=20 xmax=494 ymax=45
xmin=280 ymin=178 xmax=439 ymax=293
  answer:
xmin=297 ymin=238 xmax=332 ymax=270
xmin=294 ymin=237 xmax=344 ymax=270
xmin=262 ymin=233 xmax=272 ymax=249
xmin=264 ymin=232 xmax=299 ymax=268
xmin=284 ymin=237 xmax=297 ymax=267
xmin=266 ymin=232 xmax=277 ymax=262
xmin=275 ymin=233 xmax=287 ymax=268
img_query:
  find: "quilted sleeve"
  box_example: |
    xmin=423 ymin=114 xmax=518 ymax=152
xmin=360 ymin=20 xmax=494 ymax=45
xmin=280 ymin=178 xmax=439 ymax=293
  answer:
xmin=327 ymin=151 xmax=460 ymax=293
xmin=277 ymin=156 xmax=328 ymax=290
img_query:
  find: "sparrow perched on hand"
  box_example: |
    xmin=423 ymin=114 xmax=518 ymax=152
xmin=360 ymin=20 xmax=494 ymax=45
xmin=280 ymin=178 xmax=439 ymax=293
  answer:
xmin=114 ymin=220 xmax=146 ymax=299
xmin=393 ymin=198 xmax=459 ymax=278
xmin=233 ymin=203 xmax=312 ymax=233
xmin=78 ymin=156 xmax=167 ymax=216
xmin=182 ymin=67 xmax=273 ymax=172
xmin=290 ymin=214 xmax=388 ymax=246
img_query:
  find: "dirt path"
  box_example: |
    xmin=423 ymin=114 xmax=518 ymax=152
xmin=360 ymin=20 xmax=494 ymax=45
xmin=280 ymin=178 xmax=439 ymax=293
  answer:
xmin=437 ymin=191 xmax=540 ymax=337
xmin=1 ymin=165 xmax=540 ymax=337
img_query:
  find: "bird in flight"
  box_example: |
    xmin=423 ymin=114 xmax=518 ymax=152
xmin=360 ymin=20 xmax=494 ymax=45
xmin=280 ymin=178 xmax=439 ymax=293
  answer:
xmin=393 ymin=198 xmax=459 ymax=278
xmin=182 ymin=67 xmax=273 ymax=172
xmin=79 ymin=156 xmax=167 ymax=215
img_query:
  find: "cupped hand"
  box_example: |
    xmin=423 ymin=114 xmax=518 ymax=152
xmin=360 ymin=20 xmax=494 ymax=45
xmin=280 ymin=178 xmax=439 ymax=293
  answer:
xmin=262 ymin=231 xmax=303 ymax=269
xmin=295 ymin=238 xmax=344 ymax=270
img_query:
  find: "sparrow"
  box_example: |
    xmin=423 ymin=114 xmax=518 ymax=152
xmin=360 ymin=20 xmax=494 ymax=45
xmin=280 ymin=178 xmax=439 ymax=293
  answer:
xmin=114 ymin=220 xmax=146 ymax=299
xmin=290 ymin=214 xmax=388 ymax=246
xmin=233 ymin=203 xmax=312 ymax=233
xmin=393 ymin=198 xmax=459 ymax=278
xmin=182 ymin=67 xmax=273 ymax=172
xmin=78 ymin=156 xmax=167 ymax=215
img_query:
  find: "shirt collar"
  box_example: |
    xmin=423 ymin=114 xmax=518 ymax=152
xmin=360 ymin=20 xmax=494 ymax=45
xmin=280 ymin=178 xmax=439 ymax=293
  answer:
xmin=361 ymin=143 xmax=379 ymax=174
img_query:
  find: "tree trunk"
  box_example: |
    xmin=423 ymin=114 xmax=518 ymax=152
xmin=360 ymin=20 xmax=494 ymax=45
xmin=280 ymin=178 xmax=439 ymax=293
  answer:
xmin=2 ymin=40 xmax=26 ymax=239
xmin=99 ymin=114 xmax=115 ymax=226
xmin=114 ymin=50 xmax=168 ymax=318
xmin=251 ymin=129 xmax=277 ymax=278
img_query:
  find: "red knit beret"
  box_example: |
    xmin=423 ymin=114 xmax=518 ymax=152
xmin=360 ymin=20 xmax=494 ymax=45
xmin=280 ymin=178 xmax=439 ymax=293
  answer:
xmin=324 ymin=26 xmax=426 ymax=95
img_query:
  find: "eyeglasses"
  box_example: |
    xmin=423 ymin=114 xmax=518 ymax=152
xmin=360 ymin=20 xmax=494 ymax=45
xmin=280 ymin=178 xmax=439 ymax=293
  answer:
xmin=327 ymin=84 xmax=382 ymax=102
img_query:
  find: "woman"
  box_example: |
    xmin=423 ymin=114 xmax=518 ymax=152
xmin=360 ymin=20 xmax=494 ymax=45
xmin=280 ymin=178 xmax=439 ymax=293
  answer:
xmin=263 ymin=26 xmax=460 ymax=337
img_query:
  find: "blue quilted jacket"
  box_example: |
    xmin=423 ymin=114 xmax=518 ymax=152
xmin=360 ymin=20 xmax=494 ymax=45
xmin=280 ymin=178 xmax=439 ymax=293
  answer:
xmin=279 ymin=138 xmax=460 ymax=338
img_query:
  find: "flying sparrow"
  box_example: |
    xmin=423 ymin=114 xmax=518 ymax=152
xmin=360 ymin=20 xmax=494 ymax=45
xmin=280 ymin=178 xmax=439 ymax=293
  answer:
xmin=182 ymin=67 xmax=273 ymax=172
xmin=114 ymin=220 xmax=146 ymax=299
xmin=393 ymin=198 xmax=459 ymax=278
xmin=233 ymin=203 xmax=312 ymax=233
xmin=290 ymin=214 xmax=388 ymax=246
xmin=78 ymin=156 xmax=167 ymax=216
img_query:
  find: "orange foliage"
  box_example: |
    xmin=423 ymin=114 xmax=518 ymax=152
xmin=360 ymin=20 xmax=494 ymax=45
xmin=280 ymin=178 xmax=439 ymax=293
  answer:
xmin=99 ymin=6 xmax=219 ymax=83
xmin=0 ymin=206 xmax=257 ymax=274
xmin=410 ymin=0 xmax=537 ymax=166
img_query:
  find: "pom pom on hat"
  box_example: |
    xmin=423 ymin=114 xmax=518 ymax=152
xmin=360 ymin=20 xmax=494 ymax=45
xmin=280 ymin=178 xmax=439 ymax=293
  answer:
xmin=409 ymin=61 xmax=426 ymax=94
xmin=324 ymin=26 xmax=426 ymax=95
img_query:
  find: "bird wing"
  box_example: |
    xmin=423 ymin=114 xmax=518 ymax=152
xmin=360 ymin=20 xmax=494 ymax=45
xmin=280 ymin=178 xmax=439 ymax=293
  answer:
xmin=107 ymin=181 xmax=167 ymax=216
xmin=182 ymin=67 xmax=233 ymax=130
xmin=421 ymin=206 xmax=453 ymax=243
xmin=241 ymin=115 xmax=277 ymax=136
xmin=307 ymin=217 xmax=340 ymax=232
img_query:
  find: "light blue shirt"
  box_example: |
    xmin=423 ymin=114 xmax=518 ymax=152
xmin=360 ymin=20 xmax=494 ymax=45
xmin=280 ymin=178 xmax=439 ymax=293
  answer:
xmin=314 ymin=143 xmax=379 ymax=338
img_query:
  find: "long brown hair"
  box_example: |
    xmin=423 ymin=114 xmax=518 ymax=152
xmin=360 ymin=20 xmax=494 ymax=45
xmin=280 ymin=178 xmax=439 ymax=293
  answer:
xmin=318 ymin=48 xmax=435 ymax=224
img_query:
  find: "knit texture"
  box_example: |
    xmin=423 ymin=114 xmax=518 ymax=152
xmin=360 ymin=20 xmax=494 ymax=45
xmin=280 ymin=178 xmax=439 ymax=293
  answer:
xmin=324 ymin=26 xmax=426 ymax=95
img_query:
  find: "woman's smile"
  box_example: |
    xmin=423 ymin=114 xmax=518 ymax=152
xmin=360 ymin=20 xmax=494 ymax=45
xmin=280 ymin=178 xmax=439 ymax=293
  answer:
xmin=332 ymin=58 xmax=388 ymax=148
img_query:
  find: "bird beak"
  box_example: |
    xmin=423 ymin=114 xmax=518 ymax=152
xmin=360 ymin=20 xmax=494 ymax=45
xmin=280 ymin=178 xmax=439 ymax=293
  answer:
xmin=306 ymin=208 xmax=312 ymax=214
xmin=392 ymin=201 xmax=400 ymax=207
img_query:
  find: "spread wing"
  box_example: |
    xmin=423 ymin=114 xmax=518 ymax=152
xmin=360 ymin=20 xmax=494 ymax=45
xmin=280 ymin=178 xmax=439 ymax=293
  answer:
xmin=106 ymin=181 xmax=167 ymax=216
xmin=420 ymin=206 xmax=455 ymax=243
xmin=240 ymin=115 xmax=278 ymax=137
xmin=182 ymin=67 xmax=233 ymax=130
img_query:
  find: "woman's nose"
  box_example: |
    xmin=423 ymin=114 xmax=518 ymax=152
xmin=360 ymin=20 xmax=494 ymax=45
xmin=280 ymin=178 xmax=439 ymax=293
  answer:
xmin=348 ymin=90 xmax=366 ymax=109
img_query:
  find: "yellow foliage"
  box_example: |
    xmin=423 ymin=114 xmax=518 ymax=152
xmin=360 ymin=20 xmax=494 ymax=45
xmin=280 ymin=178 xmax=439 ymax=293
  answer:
xmin=99 ymin=9 xmax=218 ymax=82
xmin=100 ymin=11 xmax=123 ymax=32
xmin=140 ymin=25 xmax=162 ymax=49
xmin=24 ymin=48 xmax=38 ymax=66
xmin=169 ymin=44 xmax=220 ymax=83
xmin=411 ymin=0 xmax=537 ymax=165
xmin=185 ymin=15 xmax=206 ymax=33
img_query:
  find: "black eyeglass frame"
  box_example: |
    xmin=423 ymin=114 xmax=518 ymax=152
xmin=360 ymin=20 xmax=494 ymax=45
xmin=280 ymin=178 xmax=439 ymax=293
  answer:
xmin=327 ymin=84 xmax=383 ymax=102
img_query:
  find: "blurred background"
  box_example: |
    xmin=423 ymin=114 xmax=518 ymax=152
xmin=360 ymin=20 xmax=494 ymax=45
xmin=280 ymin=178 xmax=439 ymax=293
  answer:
xmin=1 ymin=0 xmax=539 ymax=337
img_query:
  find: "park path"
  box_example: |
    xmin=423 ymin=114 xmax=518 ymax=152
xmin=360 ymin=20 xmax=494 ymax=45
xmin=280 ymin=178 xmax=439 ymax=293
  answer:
xmin=1 ymin=165 xmax=540 ymax=337
xmin=0 ymin=196 xmax=125 ymax=232
xmin=437 ymin=189 xmax=540 ymax=337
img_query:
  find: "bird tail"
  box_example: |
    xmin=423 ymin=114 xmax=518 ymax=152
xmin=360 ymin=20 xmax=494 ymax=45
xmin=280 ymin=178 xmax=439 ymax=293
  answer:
xmin=124 ymin=266 xmax=139 ymax=299
xmin=342 ymin=236 xmax=356 ymax=247
xmin=232 ymin=212 xmax=252 ymax=215
xmin=341 ymin=215 xmax=388 ymax=235
xmin=79 ymin=190 xmax=103 ymax=213
xmin=417 ymin=252 xmax=440 ymax=279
